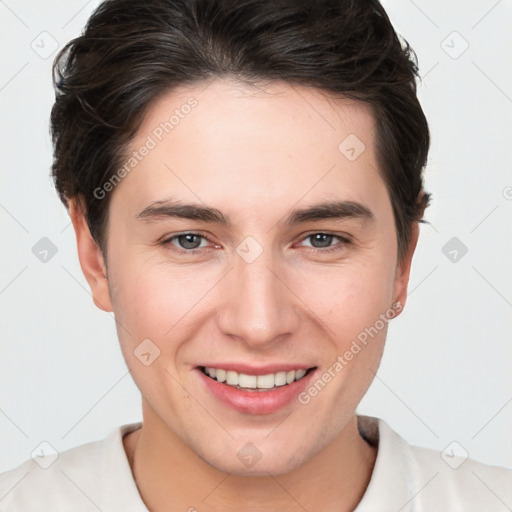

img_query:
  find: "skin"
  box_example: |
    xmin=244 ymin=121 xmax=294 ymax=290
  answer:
xmin=69 ymin=78 xmax=419 ymax=512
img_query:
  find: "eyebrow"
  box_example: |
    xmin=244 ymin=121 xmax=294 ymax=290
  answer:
xmin=136 ymin=198 xmax=374 ymax=226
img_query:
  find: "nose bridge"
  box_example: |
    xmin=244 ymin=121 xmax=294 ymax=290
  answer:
xmin=217 ymin=241 xmax=298 ymax=347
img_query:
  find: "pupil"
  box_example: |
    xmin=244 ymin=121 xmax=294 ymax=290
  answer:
xmin=312 ymin=234 xmax=332 ymax=248
xmin=179 ymin=234 xmax=200 ymax=249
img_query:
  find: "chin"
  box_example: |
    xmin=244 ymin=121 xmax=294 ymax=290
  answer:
xmin=208 ymin=456 xmax=304 ymax=477
xmin=197 ymin=438 xmax=314 ymax=477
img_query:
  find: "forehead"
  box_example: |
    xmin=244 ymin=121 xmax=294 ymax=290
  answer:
xmin=111 ymin=78 xmax=388 ymax=222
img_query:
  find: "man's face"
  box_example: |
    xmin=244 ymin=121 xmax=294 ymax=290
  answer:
xmin=85 ymin=79 xmax=413 ymax=475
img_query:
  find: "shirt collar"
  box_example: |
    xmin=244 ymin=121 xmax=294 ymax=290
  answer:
xmin=355 ymin=415 xmax=416 ymax=511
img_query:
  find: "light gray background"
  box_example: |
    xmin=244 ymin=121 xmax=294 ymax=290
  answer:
xmin=1 ymin=0 xmax=511 ymax=473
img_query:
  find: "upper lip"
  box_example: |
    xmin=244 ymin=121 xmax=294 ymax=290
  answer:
xmin=198 ymin=363 xmax=316 ymax=376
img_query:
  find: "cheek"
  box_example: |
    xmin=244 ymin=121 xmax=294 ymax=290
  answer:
xmin=292 ymin=256 xmax=396 ymax=343
xmin=107 ymin=259 xmax=210 ymax=403
xmin=108 ymin=254 xmax=222 ymax=348
xmin=110 ymin=253 xmax=396 ymax=343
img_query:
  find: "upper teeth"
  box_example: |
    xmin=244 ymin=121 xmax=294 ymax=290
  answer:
xmin=204 ymin=367 xmax=308 ymax=389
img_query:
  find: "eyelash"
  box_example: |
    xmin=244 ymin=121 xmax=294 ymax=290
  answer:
xmin=160 ymin=231 xmax=352 ymax=255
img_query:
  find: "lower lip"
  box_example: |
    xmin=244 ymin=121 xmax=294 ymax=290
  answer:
xmin=196 ymin=368 xmax=316 ymax=415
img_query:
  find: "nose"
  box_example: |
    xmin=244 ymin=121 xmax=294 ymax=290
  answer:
xmin=216 ymin=246 xmax=300 ymax=349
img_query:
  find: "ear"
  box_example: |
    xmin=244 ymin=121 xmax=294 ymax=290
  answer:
xmin=392 ymin=222 xmax=420 ymax=315
xmin=68 ymin=198 xmax=113 ymax=312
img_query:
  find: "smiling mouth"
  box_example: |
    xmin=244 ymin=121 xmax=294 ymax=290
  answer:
xmin=199 ymin=366 xmax=316 ymax=392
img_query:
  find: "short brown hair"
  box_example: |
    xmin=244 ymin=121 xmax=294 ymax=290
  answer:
xmin=51 ymin=0 xmax=430 ymax=261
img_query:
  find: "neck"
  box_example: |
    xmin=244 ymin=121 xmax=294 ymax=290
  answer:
xmin=123 ymin=405 xmax=376 ymax=512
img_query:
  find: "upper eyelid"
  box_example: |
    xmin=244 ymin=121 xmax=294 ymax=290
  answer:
xmin=163 ymin=231 xmax=350 ymax=248
xmin=294 ymin=230 xmax=352 ymax=246
xmin=163 ymin=232 xmax=213 ymax=247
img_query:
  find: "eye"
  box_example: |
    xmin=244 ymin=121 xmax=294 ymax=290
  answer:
xmin=160 ymin=231 xmax=351 ymax=255
xmin=160 ymin=232 xmax=214 ymax=253
xmin=297 ymin=232 xmax=351 ymax=253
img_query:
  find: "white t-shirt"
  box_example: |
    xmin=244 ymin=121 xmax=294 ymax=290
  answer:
xmin=1 ymin=415 xmax=510 ymax=511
